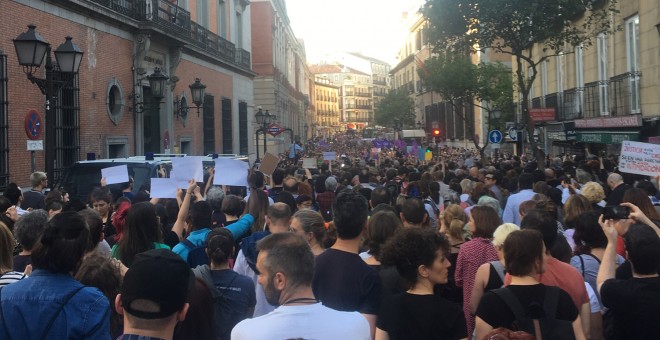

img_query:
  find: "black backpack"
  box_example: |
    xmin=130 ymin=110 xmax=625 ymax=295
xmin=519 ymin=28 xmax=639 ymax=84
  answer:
xmin=182 ymin=239 xmax=209 ymax=268
xmin=493 ymin=286 xmax=576 ymax=340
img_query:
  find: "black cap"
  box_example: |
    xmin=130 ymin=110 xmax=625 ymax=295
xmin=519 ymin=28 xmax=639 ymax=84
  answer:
xmin=121 ymin=249 xmax=194 ymax=319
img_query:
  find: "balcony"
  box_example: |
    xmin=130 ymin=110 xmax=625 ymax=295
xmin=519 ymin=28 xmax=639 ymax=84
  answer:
xmin=81 ymin=0 xmax=250 ymax=71
xmin=583 ymin=81 xmax=602 ymax=118
xmin=357 ymin=105 xmax=372 ymax=110
xmin=559 ymin=88 xmax=582 ymax=121
xmin=356 ymin=92 xmax=371 ymax=98
xmin=609 ymin=72 xmax=641 ymax=116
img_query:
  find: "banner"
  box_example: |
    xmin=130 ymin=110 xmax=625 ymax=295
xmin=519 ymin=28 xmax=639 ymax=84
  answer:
xmin=619 ymin=141 xmax=660 ymax=177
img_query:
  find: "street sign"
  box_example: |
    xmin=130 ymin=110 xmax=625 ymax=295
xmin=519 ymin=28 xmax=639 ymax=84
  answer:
xmin=508 ymin=127 xmax=518 ymax=141
xmin=27 ymin=140 xmax=44 ymax=151
xmin=267 ymin=123 xmax=285 ymax=137
xmin=25 ymin=109 xmax=43 ymax=140
xmin=488 ymin=130 xmax=503 ymax=144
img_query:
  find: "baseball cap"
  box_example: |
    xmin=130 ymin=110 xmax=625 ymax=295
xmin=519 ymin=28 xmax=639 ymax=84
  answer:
xmin=121 ymin=249 xmax=194 ymax=319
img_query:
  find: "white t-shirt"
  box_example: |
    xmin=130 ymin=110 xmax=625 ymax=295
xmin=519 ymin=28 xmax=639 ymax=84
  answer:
xmin=231 ymin=303 xmax=370 ymax=340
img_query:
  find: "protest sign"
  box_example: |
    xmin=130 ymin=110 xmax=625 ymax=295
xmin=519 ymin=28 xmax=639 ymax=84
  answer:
xmin=101 ymin=165 xmax=129 ymax=184
xmin=259 ymin=152 xmax=280 ymax=176
xmin=302 ymin=158 xmax=317 ymax=169
xmin=171 ymin=156 xmax=204 ymax=182
xmin=213 ymin=158 xmax=249 ymax=186
xmin=150 ymin=178 xmax=177 ymax=198
xmin=619 ymin=141 xmax=660 ymax=177
xmin=323 ymin=152 xmax=336 ymax=161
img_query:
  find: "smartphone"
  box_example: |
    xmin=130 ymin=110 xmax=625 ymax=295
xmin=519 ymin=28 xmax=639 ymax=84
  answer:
xmin=602 ymin=206 xmax=630 ymax=220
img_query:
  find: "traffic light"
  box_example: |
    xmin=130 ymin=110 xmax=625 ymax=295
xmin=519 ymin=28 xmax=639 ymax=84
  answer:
xmin=426 ymin=146 xmax=433 ymax=153
xmin=432 ymin=128 xmax=441 ymax=137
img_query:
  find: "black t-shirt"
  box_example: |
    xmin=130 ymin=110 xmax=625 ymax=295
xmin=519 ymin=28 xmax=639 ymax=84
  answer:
xmin=476 ymin=284 xmax=578 ymax=330
xmin=12 ymin=255 xmax=31 ymax=273
xmin=312 ymin=248 xmax=382 ymax=314
xmin=163 ymin=230 xmax=181 ymax=250
xmin=21 ymin=190 xmax=45 ymax=210
xmin=484 ymin=263 xmax=504 ymax=291
xmin=377 ymin=293 xmax=466 ymax=340
xmin=600 ymin=277 xmax=660 ymax=340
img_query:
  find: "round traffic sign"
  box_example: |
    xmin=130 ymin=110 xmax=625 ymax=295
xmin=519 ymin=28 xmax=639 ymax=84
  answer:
xmin=24 ymin=109 xmax=43 ymax=140
xmin=508 ymin=127 xmax=518 ymax=141
xmin=488 ymin=130 xmax=503 ymax=144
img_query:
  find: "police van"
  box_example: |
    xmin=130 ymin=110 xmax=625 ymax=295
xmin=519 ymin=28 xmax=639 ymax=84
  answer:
xmin=56 ymin=154 xmax=248 ymax=202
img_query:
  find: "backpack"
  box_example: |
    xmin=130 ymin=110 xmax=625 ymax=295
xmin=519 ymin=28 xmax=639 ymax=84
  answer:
xmin=182 ymin=239 xmax=209 ymax=268
xmin=492 ymin=286 xmax=576 ymax=340
xmin=385 ymin=180 xmax=400 ymax=205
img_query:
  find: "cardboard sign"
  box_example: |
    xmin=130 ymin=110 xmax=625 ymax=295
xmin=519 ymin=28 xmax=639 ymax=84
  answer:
xmin=259 ymin=152 xmax=280 ymax=176
xmin=302 ymin=158 xmax=317 ymax=169
xmin=213 ymin=158 xmax=249 ymax=186
xmin=101 ymin=165 xmax=129 ymax=184
xmin=619 ymin=141 xmax=660 ymax=177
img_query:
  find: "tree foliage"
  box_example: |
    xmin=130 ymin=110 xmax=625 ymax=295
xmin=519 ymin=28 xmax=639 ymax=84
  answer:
xmin=422 ymin=0 xmax=618 ymax=167
xmin=374 ymin=89 xmax=415 ymax=128
xmin=419 ymin=52 xmax=513 ymax=156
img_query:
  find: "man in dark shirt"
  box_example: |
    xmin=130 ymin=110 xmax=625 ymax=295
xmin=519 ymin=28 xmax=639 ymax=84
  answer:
xmin=606 ymin=173 xmax=631 ymax=206
xmin=21 ymin=172 xmax=47 ymax=211
xmin=313 ymin=190 xmax=382 ymax=337
xmin=598 ymin=221 xmax=660 ymax=340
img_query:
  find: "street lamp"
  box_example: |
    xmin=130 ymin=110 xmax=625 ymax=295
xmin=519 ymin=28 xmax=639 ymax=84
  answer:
xmin=13 ymin=25 xmax=84 ymax=187
xmin=255 ymin=108 xmax=276 ymax=160
xmin=174 ymin=78 xmax=207 ymax=119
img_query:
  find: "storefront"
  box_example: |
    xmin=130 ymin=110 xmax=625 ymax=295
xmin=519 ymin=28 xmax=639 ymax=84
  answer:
xmin=546 ymin=122 xmax=579 ymax=156
xmin=574 ymin=115 xmax=643 ymax=155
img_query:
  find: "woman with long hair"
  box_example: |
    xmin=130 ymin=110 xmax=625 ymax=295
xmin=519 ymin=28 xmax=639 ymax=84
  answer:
xmin=475 ymin=230 xmax=584 ymax=340
xmin=0 ymin=222 xmax=24 ymax=286
xmin=111 ymin=202 xmax=169 ymax=267
xmin=291 ymin=210 xmax=327 ymax=257
xmin=455 ymin=205 xmax=501 ymax=336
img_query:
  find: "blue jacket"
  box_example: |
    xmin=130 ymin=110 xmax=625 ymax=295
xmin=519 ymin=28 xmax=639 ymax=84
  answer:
xmin=0 ymin=270 xmax=110 ymax=339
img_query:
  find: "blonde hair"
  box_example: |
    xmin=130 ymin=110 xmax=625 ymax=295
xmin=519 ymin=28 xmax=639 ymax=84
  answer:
xmin=492 ymin=223 xmax=520 ymax=248
xmin=580 ymin=182 xmax=605 ymax=204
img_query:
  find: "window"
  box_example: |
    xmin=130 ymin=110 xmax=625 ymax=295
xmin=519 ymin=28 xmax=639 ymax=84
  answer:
xmin=556 ymin=53 xmax=565 ymax=94
xmin=575 ymin=45 xmax=584 ymax=114
xmin=203 ymin=94 xmax=215 ymax=155
xmin=221 ymin=98 xmax=232 ymax=154
xmin=597 ymin=33 xmax=609 ymax=115
xmin=198 ymin=0 xmax=209 ymax=28
xmin=626 ymin=15 xmax=640 ymax=113
xmin=238 ymin=101 xmax=248 ymax=155
xmin=217 ymin=0 xmax=227 ymax=38
xmin=541 ymin=60 xmax=548 ymax=105
xmin=106 ymin=79 xmax=125 ymax=125
xmin=0 ymin=53 xmax=8 ymax=191
xmin=528 ymin=66 xmax=534 ymax=105
xmin=53 ymin=71 xmax=80 ymax=183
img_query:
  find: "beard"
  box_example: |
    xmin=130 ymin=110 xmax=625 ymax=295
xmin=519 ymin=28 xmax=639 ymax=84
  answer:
xmin=263 ymin=278 xmax=282 ymax=307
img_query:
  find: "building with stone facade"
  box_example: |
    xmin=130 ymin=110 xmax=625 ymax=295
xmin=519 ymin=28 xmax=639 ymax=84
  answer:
xmin=519 ymin=0 xmax=660 ymax=156
xmin=1 ymin=0 xmax=255 ymax=190
xmin=313 ymin=76 xmax=340 ymax=137
xmin=250 ymin=0 xmax=309 ymax=154
xmin=309 ymin=64 xmax=372 ymax=130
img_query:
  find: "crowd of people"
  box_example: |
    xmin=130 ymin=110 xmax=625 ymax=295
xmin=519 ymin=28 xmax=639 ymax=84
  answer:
xmin=0 ymin=133 xmax=659 ymax=340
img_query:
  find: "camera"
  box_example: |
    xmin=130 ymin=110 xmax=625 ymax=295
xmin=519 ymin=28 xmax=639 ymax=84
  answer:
xmin=602 ymin=206 xmax=630 ymax=220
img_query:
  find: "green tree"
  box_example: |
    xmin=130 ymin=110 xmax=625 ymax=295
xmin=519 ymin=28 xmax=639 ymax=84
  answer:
xmin=422 ymin=0 xmax=617 ymax=168
xmin=419 ymin=52 xmax=513 ymax=159
xmin=374 ymin=89 xmax=415 ymax=128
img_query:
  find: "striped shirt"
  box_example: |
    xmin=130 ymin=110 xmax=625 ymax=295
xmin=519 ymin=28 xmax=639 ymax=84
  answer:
xmin=0 ymin=271 xmax=25 ymax=287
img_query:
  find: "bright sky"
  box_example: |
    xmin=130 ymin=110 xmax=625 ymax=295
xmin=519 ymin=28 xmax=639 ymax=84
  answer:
xmin=286 ymin=0 xmax=422 ymax=67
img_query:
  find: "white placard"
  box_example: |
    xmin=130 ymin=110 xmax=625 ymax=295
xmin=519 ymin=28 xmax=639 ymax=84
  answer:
xmin=171 ymin=156 xmax=204 ymax=183
xmin=302 ymin=157 xmax=317 ymax=169
xmin=213 ymin=158 xmax=249 ymax=186
xmin=101 ymin=165 xmax=130 ymax=185
xmin=619 ymin=141 xmax=660 ymax=177
xmin=150 ymin=178 xmax=178 ymax=198
xmin=27 ymin=140 xmax=44 ymax=151
xmin=323 ymin=152 xmax=336 ymax=161
xmin=168 ymin=171 xmax=191 ymax=189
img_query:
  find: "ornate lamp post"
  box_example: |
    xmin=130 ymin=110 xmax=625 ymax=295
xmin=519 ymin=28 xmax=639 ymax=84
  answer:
xmin=255 ymin=107 xmax=276 ymax=160
xmin=13 ymin=25 xmax=84 ymax=186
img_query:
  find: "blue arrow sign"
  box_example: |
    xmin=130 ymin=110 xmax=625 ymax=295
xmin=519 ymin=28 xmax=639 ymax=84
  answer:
xmin=489 ymin=130 xmax=503 ymax=144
